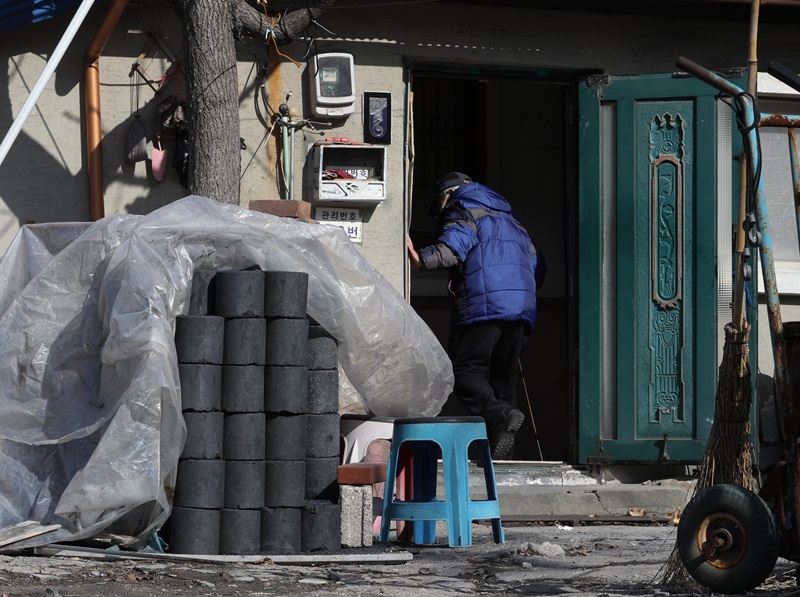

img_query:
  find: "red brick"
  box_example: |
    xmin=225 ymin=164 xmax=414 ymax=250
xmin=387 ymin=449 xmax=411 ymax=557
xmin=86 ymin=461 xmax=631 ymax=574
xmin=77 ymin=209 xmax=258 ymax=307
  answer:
xmin=337 ymin=462 xmax=387 ymax=486
xmin=248 ymin=200 xmax=312 ymax=219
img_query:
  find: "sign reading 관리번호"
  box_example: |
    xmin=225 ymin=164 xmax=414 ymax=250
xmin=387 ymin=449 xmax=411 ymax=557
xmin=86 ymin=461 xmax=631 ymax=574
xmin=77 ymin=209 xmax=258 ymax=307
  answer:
xmin=315 ymin=207 xmax=362 ymax=243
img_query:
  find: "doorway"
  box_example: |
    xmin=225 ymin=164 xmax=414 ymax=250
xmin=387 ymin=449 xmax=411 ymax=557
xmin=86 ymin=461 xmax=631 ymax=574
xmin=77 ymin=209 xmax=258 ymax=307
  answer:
xmin=406 ymin=70 xmax=576 ymax=463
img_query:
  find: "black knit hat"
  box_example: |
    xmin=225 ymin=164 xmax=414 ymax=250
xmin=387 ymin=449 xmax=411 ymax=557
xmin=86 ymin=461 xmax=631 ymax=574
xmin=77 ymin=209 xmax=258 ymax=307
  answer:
xmin=435 ymin=172 xmax=472 ymax=195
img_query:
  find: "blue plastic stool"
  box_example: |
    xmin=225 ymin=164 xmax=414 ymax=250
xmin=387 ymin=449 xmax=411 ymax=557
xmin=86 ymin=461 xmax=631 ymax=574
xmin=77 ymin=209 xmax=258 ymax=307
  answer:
xmin=379 ymin=416 xmax=504 ymax=547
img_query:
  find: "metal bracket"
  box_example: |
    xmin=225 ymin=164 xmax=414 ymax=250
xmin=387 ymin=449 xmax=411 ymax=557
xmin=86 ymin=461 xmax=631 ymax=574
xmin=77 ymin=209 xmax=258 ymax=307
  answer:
xmin=587 ymin=440 xmax=610 ymax=467
xmin=129 ymin=34 xmax=181 ymax=95
xmin=584 ymin=74 xmax=610 ymax=89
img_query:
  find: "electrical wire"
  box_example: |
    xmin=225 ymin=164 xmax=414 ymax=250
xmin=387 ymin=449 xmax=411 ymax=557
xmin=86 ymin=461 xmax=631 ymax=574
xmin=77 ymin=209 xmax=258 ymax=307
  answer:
xmin=732 ymin=91 xmax=762 ymax=216
xmin=240 ymin=120 xmax=277 ymax=181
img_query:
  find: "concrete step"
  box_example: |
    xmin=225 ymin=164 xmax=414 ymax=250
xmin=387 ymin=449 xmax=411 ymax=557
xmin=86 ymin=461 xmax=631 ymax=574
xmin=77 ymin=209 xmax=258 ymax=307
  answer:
xmin=457 ymin=461 xmax=696 ymax=519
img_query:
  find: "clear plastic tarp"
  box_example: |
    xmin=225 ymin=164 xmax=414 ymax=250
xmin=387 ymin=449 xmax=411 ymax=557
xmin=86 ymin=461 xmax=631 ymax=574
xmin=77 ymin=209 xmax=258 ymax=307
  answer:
xmin=0 ymin=195 xmax=453 ymax=547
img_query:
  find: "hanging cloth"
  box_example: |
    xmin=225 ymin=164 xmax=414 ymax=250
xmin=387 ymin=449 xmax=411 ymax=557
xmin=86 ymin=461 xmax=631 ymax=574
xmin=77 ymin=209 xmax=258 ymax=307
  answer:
xmin=151 ymin=135 xmax=167 ymax=181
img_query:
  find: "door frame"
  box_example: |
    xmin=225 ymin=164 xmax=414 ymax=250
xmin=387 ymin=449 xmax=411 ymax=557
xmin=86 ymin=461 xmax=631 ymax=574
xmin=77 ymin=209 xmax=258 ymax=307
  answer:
xmin=404 ymin=63 xmax=582 ymax=462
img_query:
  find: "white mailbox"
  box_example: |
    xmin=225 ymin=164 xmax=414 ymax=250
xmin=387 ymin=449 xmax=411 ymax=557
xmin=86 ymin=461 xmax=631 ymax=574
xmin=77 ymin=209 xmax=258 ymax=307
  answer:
xmin=309 ymin=142 xmax=386 ymax=204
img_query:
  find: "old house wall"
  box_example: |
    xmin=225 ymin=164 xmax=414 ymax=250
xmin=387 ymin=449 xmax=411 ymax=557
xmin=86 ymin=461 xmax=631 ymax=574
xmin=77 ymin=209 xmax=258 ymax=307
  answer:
xmin=2 ymin=2 xmax=800 ymax=316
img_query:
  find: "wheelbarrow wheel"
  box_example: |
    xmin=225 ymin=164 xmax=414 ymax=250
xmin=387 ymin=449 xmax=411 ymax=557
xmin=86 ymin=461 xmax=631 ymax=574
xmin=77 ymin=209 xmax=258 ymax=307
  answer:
xmin=677 ymin=484 xmax=779 ymax=594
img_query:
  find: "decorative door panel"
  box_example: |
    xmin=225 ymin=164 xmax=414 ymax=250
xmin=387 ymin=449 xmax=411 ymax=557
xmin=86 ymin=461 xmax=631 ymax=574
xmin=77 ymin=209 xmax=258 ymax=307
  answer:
xmin=578 ymin=72 xmax=743 ymax=463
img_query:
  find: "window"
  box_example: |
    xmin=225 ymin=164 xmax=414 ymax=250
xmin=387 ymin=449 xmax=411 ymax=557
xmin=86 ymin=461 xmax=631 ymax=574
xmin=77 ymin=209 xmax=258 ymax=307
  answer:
xmin=756 ymin=88 xmax=800 ymax=294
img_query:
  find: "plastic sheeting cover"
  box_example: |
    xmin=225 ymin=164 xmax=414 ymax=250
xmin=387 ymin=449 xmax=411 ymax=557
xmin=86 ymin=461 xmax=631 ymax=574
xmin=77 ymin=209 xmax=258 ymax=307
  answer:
xmin=0 ymin=196 xmax=453 ymax=546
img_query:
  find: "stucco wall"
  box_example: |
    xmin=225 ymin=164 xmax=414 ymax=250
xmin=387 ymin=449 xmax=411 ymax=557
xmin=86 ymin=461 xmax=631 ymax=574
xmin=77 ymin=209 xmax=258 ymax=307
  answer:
xmin=3 ymin=1 xmax=800 ymax=299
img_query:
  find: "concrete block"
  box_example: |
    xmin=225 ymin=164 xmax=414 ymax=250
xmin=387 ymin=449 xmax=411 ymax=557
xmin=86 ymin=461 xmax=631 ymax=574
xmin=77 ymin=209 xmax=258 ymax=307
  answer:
xmin=188 ymin=270 xmax=217 ymax=315
xmin=340 ymin=485 xmax=372 ymax=548
xmin=223 ymin=318 xmax=267 ymax=365
xmin=168 ymin=507 xmax=221 ymax=555
xmin=306 ymin=456 xmax=339 ymax=501
xmin=265 ymin=413 xmax=306 ymax=460
xmin=307 ymin=328 xmax=338 ymax=371
xmin=264 ymin=318 xmax=309 ymax=366
xmin=221 ymin=365 xmax=265 ymax=413
xmin=219 ymin=508 xmax=261 ymax=555
xmin=174 ymin=459 xmax=225 ymax=509
xmin=301 ymin=500 xmax=341 ymax=552
xmin=175 ymin=315 xmax=225 ymax=365
xmin=306 ymin=413 xmax=340 ymax=458
xmin=264 ymin=460 xmax=305 ymax=508
xmin=214 ymin=269 xmax=265 ymax=318
xmin=264 ymin=366 xmax=308 ymax=413
xmin=224 ymin=460 xmax=266 ymax=509
xmin=260 ymin=506 xmax=301 ymax=554
xmin=223 ymin=413 xmax=266 ymax=460
xmin=181 ymin=412 xmax=224 ymax=460
xmin=263 ymin=271 xmax=309 ymax=319
xmin=307 ymin=369 xmax=339 ymax=414
xmin=178 ymin=363 xmax=222 ymax=412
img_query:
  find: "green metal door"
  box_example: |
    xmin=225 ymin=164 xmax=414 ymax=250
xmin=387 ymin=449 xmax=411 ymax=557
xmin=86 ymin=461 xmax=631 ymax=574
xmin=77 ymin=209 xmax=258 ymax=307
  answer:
xmin=578 ymin=72 xmax=742 ymax=464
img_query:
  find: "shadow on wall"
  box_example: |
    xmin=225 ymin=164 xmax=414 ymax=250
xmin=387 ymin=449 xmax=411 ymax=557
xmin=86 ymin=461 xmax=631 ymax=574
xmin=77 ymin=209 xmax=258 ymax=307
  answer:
xmin=0 ymin=9 xmax=191 ymax=240
xmin=0 ymin=47 xmax=89 ymax=234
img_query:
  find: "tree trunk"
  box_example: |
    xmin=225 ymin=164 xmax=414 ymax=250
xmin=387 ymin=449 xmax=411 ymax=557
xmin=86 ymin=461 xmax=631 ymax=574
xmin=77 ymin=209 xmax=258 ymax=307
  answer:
xmin=177 ymin=0 xmax=240 ymax=204
xmin=170 ymin=0 xmax=335 ymax=205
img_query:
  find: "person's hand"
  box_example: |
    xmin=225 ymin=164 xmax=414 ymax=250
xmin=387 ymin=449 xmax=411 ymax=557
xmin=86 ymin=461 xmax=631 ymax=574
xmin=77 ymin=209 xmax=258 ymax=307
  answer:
xmin=406 ymin=234 xmax=421 ymax=269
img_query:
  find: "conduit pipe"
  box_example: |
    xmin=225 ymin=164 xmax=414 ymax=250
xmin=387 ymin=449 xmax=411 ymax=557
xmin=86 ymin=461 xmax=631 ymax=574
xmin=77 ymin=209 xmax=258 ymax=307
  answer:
xmin=0 ymin=0 xmax=98 ymax=168
xmin=84 ymin=0 xmax=129 ymax=221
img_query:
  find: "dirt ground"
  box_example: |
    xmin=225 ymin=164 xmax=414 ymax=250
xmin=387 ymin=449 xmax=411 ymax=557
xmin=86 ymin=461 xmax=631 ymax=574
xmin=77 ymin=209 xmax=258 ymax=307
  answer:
xmin=1 ymin=522 xmax=797 ymax=597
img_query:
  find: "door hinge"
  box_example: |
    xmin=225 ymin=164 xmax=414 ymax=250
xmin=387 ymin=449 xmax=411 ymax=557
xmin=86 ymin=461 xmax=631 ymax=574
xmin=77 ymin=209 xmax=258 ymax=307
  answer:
xmin=659 ymin=433 xmax=670 ymax=462
xmin=586 ymin=440 xmax=610 ymax=466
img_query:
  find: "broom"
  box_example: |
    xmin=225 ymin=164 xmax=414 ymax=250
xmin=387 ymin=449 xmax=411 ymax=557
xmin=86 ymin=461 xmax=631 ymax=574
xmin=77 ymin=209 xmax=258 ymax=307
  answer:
xmin=659 ymin=1 xmax=761 ymax=585
xmin=658 ymin=322 xmax=755 ymax=586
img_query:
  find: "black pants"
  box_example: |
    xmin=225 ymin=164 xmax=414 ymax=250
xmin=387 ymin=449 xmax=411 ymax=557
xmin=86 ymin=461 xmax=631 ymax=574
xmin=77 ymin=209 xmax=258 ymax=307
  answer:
xmin=448 ymin=320 xmax=527 ymax=437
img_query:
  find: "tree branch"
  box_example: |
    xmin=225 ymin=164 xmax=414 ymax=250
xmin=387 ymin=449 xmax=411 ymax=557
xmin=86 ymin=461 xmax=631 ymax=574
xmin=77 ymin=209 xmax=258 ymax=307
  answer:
xmin=232 ymin=0 xmax=336 ymax=44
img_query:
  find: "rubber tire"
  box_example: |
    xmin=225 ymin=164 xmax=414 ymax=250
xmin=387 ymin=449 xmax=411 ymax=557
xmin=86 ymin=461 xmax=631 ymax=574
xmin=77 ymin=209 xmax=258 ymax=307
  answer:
xmin=677 ymin=483 xmax=779 ymax=593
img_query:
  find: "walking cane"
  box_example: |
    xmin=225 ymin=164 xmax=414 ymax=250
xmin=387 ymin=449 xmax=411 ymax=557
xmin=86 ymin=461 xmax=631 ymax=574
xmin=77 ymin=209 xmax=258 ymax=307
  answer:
xmin=518 ymin=358 xmax=544 ymax=461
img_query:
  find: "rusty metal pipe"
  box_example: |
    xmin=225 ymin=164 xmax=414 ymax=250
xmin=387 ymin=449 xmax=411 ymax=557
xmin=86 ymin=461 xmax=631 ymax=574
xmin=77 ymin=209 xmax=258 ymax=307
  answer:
xmin=84 ymin=0 xmax=129 ymax=221
xmin=760 ymin=113 xmax=800 ymax=127
xmin=85 ymin=61 xmax=103 ymax=221
xmin=790 ymin=129 xmax=800 ymax=244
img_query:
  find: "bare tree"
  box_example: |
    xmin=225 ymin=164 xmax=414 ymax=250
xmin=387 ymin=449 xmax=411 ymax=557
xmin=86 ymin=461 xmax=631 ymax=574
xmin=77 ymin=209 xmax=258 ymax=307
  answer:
xmin=169 ymin=0 xmax=335 ymax=204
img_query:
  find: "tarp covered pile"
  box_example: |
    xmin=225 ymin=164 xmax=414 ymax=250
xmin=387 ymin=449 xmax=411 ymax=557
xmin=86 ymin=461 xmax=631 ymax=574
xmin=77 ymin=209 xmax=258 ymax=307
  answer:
xmin=0 ymin=195 xmax=453 ymax=547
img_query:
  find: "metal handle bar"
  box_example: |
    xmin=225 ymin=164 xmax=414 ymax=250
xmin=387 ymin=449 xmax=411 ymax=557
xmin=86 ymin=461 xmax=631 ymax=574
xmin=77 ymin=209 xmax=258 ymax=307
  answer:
xmin=675 ymin=56 xmax=744 ymax=98
xmin=767 ymin=61 xmax=800 ymax=94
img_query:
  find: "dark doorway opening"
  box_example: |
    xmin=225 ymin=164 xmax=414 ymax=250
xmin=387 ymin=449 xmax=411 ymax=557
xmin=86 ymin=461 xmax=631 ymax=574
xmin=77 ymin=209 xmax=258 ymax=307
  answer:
xmin=407 ymin=70 xmax=576 ymax=463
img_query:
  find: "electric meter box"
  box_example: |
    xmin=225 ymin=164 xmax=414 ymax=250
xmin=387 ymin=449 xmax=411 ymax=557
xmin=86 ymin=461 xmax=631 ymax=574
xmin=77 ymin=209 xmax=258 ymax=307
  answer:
xmin=309 ymin=53 xmax=356 ymax=117
xmin=310 ymin=143 xmax=386 ymax=204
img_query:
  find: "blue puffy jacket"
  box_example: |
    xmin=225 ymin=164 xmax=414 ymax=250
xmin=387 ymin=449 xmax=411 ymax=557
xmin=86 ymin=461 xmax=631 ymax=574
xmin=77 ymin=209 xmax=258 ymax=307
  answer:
xmin=418 ymin=182 xmax=544 ymax=331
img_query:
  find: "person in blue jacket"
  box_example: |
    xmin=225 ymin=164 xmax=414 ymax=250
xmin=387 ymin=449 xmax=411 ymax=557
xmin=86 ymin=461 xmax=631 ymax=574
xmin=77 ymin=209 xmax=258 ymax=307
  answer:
xmin=407 ymin=172 xmax=546 ymax=460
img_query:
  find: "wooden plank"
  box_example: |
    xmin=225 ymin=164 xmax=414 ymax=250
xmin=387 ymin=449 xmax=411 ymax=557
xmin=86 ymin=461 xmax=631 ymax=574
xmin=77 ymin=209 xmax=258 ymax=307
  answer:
xmin=35 ymin=544 xmax=413 ymax=565
xmin=0 ymin=522 xmax=61 ymax=548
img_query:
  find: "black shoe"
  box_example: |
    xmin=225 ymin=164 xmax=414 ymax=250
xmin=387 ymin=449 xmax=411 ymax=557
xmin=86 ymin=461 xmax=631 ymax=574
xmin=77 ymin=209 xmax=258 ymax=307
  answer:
xmin=491 ymin=409 xmax=524 ymax=460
